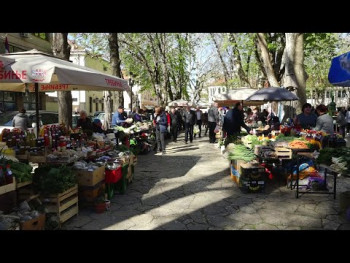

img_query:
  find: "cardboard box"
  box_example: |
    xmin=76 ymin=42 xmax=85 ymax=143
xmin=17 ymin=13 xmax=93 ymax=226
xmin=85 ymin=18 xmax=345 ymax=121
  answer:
xmin=75 ymin=166 xmax=105 ymax=187
xmin=20 ymin=213 xmax=46 ymax=230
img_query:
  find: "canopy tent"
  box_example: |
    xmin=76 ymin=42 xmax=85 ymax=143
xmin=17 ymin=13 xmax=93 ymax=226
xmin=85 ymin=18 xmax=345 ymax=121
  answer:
xmin=168 ymin=99 xmax=190 ymax=107
xmin=0 ymin=49 xmax=130 ymax=134
xmin=245 ymin=87 xmax=299 ymax=102
xmin=328 ymin=51 xmax=350 ymax=87
xmin=245 ymin=87 xmax=299 ymax=120
xmin=213 ymin=88 xmax=265 ymax=107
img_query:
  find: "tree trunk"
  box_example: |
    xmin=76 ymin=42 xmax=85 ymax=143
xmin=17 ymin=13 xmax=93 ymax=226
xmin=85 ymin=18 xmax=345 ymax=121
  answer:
xmin=283 ymin=33 xmax=307 ymax=114
xmin=294 ymin=33 xmax=307 ymax=111
xmin=51 ymin=33 xmax=72 ymax=129
xmin=229 ymin=33 xmax=251 ymax=87
xmin=256 ymin=33 xmax=279 ymax=87
xmin=106 ymin=33 xmax=123 ymax=128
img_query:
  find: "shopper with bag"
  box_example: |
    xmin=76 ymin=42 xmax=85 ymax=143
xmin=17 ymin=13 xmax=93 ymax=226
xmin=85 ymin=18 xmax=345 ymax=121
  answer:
xmin=208 ymin=102 xmax=219 ymax=143
xmin=194 ymin=107 xmax=203 ymax=138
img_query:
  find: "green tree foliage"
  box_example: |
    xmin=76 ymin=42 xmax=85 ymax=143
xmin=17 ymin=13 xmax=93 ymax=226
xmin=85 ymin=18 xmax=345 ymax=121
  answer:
xmin=304 ymin=33 xmax=341 ymax=100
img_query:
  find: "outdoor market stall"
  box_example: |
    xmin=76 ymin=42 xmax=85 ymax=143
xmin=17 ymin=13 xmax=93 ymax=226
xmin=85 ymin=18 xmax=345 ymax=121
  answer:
xmin=0 ymin=50 xmax=145 ymax=229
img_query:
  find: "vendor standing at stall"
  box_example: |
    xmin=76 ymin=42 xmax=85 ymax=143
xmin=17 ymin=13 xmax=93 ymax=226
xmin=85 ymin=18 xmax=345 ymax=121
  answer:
xmin=223 ymin=102 xmax=251 ymax=137
xmin=314 ymin=104 xmax=334 ymax=135
xmin=111 ymin=106 xmax=127 ymax=127
xmin=293 ymin=103 xmax=317 ymax=129
xmin=76 ymin=110 xmax=93 ymax=136
xmin=12 ymin=108 xmax=29 ymax=131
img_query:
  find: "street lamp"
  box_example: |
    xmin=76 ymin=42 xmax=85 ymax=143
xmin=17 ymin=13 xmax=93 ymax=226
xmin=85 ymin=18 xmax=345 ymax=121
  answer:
xmin=128 ymin=73 xmax=135 ymax=110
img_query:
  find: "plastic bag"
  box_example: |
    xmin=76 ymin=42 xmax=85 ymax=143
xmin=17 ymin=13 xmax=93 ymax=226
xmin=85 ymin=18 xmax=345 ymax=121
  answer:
xmin=214 ymin=125 xmax=220 ymax=133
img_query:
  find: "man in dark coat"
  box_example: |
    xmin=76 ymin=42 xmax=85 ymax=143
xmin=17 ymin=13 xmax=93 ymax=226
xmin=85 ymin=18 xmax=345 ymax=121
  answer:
xmin=182 ymin=106 xmax=196 ymax=143
xmin=169 ymin=108 xmax=179 ymax=142
xmin=223 ymin=102 xmax=251 ymax=136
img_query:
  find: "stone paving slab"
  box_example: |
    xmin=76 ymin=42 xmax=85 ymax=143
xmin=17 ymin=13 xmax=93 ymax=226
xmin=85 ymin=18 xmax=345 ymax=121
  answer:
xmin=63 ymin=133 xmax=350 ymax=230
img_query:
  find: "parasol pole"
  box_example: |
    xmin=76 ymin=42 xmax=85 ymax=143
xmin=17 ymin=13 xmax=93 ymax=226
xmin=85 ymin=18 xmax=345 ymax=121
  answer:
xmin=35 ymin=83 xmax=40 ymax=137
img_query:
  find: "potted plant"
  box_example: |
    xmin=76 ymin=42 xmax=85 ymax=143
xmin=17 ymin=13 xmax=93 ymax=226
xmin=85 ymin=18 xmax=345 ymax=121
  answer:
xmin=94 ymin=195 xmax=106 ymax=214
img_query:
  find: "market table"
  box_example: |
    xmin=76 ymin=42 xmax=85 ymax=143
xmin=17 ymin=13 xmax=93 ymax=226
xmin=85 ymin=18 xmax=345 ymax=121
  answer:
xmin=292 ymin=152 xmax=337 ymax=199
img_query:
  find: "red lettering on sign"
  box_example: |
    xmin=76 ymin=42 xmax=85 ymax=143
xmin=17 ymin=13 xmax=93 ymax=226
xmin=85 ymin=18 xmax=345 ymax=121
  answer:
xmin=40 ymin=84 xmax=69 ymax=91
xmin=105 ymin=78 xmax=123 ymax=88
xmin=0 ymin=70 xmax=27 ymax=80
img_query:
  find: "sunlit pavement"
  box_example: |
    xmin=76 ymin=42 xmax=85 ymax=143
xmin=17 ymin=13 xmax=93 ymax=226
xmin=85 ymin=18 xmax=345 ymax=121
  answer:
xmin=63 ymin=132 xmax=350 ymax=230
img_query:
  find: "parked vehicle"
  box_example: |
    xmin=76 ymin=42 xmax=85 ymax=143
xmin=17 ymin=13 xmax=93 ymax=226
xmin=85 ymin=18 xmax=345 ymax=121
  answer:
xmin=0 ymin=111 xmax=59 ymax=134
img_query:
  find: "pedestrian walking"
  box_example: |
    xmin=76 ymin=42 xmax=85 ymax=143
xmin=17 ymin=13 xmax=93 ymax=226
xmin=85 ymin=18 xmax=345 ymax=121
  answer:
xmin=182 ymin=105 xmax=196 ymax=144
xmin=336 ymin=107 xmax=347 ymax=138
xmin=153 ymin=106 xmax=168 ymax=155
xmin=207 ymin=103 xmax=219 ymax=143
xmin=194 ymin=106 xmax=203 ymax=138
xmin=169 ymin=108 xmax=179 ymax=142
xmin=202 ymin=111 xmax=208 ymax=136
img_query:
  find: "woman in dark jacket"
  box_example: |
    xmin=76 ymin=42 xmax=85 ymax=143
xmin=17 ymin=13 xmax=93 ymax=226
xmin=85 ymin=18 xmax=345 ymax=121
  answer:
xmin=169 ymin=108 xmax=179 ymax=142
xmin=154 ymin=106 xmax=168 ymax=154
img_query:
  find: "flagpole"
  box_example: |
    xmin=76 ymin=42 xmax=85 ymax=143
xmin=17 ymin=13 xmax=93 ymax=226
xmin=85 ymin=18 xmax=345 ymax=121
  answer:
xmin=35 ymin=83 xmax=40 ymax=137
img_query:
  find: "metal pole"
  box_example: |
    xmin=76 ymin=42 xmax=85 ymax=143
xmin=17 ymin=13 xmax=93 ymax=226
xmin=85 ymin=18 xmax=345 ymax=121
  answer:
xmin=35 ymin=83 xmax=40 ymax=137
xmin=130 ymin=83 xmax=133 ymax=110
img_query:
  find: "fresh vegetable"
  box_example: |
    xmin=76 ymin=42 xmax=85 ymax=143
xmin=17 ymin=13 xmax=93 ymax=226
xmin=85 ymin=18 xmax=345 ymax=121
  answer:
xmin=227 ymin=145 xmax=256 ymax=162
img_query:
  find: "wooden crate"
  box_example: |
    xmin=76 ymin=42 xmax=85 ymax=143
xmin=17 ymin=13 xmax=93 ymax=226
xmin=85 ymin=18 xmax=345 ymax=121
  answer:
xmin=20 ymin=213 xmax=46 ymax=230
xmin=78 ymin=182 xmax=105 ymax=203
xmin=275 ymin=147 xmax=292 ymax=159
xmin=28 ymin=149 xmax=47 ymax=163
xmin=0 ymin=180 xmax=16 ymax=195
xmin=16 ymin=181 xmax=40 ymax=203
xmin=16 ymin=151 xmax=28 ymax=161
xmin=75 ymin=166 xmax=105 ymax=187
xmin=16 ymin=180 xmax=32 ymax=189
xmin=42 ymin=185 xmax=78 ymax=225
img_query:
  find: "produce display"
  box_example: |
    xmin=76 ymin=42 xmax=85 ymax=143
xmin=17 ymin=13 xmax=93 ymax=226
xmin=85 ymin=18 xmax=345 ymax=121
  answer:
xmin=316 ymin=147 xmax=350 ymax=174
xmin=6 ymin=161 xmax=32 ymax=183
xmin=33 ymin=165 xmax=77 ymax=195
xmin=227 ymin=145 xmax=256 ymax=162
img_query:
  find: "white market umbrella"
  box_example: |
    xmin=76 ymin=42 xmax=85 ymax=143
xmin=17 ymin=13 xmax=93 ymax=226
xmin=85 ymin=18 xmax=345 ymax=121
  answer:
xmin=168 ymin=99 xmax=189 ymax=107
xmin=0 ymin=49 xmax=130 ymax=134
xmin=213 ymin=88 xmax=265 ymax=107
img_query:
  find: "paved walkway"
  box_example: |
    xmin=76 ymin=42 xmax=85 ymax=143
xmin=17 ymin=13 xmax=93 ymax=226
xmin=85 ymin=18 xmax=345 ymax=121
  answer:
xmin=63 ymin=133 xmax=350 ymax=230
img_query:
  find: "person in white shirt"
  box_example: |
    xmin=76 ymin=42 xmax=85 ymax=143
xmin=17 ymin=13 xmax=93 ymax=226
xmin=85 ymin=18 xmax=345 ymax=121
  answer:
xmin=194 ymin=107 xmax=203 ymax=138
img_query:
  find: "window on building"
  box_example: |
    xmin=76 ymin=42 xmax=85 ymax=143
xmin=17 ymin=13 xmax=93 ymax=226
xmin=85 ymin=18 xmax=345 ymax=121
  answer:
xmin=89 ymin=97 xmax=92 ymax=113
xmin=338 ymin=90 xmax=342 ymax=98
xmin=96 ymin=102 xmax=99 ymax=112
xmin=111 ymin=100 xmax=114 ymax=111
xmin=326 ymin=91 xmax=330 ymax=98
xmin=342 ymin=90 xmax=347 ymax=98
xmin=101 ymin=102 xmax=104 ymax=111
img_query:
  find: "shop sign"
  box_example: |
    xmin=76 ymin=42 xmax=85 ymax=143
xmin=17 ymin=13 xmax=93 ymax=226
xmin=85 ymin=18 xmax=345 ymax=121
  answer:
xmin=31 ymin=69 xmax=47 ymax=82
xmin=105 ymin=78 xmax=123 ymax=88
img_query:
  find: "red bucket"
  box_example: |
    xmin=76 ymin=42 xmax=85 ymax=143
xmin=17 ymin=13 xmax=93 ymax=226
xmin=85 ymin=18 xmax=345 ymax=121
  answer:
xmin=105 ymin=167 xmax=122 ymax=183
